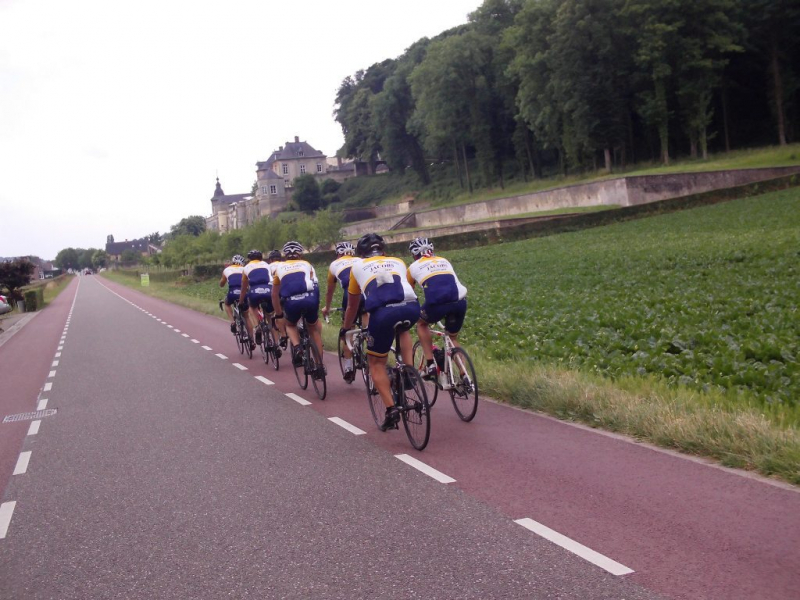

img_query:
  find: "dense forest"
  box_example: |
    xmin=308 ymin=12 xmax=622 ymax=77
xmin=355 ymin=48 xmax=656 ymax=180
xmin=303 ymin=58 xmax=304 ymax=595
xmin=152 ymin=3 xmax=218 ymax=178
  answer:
xmin=334 ymin=0 xmax=800 ymax=189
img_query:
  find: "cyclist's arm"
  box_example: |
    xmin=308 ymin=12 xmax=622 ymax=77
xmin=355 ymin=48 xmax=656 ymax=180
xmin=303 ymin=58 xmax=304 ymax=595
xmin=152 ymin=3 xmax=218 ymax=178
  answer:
xmin=239 ymin=273 xmax=249 ymax=304
xmin=323 ymin=271 xmax=337 ymax=314
xmin=342 ymin=277 xmax=362 ymax=330
xmin=271 ymin=278 xmax=282 ymax=317
xmin=406 ymin=271 xmax=416 ymax=287
xmin=219 ymin=274 xmax=227 ymax=288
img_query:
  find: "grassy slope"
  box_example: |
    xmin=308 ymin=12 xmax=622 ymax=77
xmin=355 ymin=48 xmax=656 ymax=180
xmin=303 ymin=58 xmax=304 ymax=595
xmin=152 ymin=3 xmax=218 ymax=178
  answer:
xmin=104 ymin=186 xmax=800 ymax=484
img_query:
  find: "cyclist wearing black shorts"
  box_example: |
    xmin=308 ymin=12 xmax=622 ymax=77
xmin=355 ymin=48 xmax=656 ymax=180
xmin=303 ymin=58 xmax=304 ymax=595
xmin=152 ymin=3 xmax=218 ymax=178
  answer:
xmin=407 ymin=237 xmax=468 ymax=380
xmin=341 ymin=233 xmax=420 ymax=431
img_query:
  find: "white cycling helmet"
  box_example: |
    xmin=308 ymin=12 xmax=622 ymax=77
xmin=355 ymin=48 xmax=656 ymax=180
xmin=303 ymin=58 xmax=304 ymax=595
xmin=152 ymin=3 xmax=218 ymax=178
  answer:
xmin=409 ymin=237 xmax=434 ymax=259
xmin=335 ymin=241 xmax=356 ymax=256
xmin=231 ymin=254 xmax=245 ymax=266
xmin=282 ymin=241 xmax=305 ymax=257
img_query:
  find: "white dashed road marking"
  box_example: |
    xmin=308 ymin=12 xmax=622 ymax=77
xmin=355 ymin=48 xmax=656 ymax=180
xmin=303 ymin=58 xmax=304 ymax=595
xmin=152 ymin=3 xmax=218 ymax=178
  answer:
xmin=13 ymin=452 xmax=31 ymax=475
xmin=37 ymin=399 xmax=48 ymax=410
xmin=286 ymin=393 xmax=311 ymax=406
xmin=329 ymin=417 xmax=366 ymax=435
xmin=27 ymin=420 xmax=41 ymax=436
xmin=215 ymin=354 xmax=228 ymax=360
xmin=232 ymin=363 xmax=248 ymax=371
xmin=181 ymin=333 xmax=190 ymax=338
xmin=191 ymin=339 xmax=199 ymax=344
xmin=43 ymin=383 xmax=52 ymax=392
xmin=0 ymin=501 xmax=16 ymax=539
xmin=202 ymin=346 xmax=212 ymax=351
xmin=394 ymin=454 xmax=456 ymax=484
xmin=48 ymin=371 xmax=56 ymax=378
xmin=52 ymin=361 xmax=59 ymax=367
xmin=255 ymin=376 xmax=274 ymax=386
xmin=55 ymin=352 xmax=61 ymax=358
xmin=514 ymin=518 xmax=634 ymax=576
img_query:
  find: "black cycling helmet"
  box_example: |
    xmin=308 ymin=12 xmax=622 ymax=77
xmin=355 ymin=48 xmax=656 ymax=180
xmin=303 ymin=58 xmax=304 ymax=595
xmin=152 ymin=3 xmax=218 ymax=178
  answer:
xmin=282 ymin=241 xmax=304 ymax=258
xmin=267 ymin=249 xmax=282 ymax=263
xmin=409 ymin=237 xmax=434 ymax=259
xmin=231 ymin=254 xmax=245 ymax=266
xmin=246 ymin=249 xmax=263 ymax=261
xmin=335 ymin=241 xmax=356 ymax=256
xmin=356 ymin=233 xmax=386 ymax=258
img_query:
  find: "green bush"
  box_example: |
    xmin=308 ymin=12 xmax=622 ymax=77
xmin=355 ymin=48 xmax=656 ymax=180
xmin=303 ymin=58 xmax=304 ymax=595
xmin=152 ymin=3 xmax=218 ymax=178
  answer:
xmin=192 ymin=264 xmax=225 ymax=279
xmin=23 ymin=287 xmax=44 ymax=312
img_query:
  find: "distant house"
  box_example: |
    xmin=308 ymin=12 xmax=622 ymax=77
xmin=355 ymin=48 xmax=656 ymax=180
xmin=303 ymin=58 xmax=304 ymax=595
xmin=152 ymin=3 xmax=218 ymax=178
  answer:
xmin=0 ymin=256 xmax=59 ymax=281
xmin=105 ymin=238 xmax=161 ymax=262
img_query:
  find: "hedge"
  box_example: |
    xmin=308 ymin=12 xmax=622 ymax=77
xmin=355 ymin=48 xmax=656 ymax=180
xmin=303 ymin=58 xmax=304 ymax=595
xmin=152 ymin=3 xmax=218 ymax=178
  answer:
xmin=23 ymin=287 xmax=44 ymax=312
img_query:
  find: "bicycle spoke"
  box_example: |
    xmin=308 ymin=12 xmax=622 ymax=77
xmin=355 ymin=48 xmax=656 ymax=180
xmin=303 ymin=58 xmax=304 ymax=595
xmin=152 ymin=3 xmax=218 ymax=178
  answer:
xmin=400 ymin=366 xmax=430 ymax=451
xmin=449 ymin=347 xmax=478 ymax=422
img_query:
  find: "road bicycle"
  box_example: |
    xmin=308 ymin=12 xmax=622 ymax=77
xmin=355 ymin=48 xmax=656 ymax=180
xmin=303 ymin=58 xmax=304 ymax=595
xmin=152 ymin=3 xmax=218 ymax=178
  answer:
xmin=327 ymin=308 xmax=367 ymax=385
xmin=347 ymin=327 xmax=430 ymax=450
xmin=289 ymin=317 xmax=326 ymax=400
xmin=219 ymin=300 xmax=252 ymax=359
xmin=255 ymin=303 xmax=281 ymax=370
xmin=412 ymin=326 xmax=478 ymax=422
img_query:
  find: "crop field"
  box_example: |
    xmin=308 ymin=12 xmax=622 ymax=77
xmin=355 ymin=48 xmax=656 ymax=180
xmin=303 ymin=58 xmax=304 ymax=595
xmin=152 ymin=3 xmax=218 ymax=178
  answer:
xmin=443 ymin=187 xmax=799 ymax=414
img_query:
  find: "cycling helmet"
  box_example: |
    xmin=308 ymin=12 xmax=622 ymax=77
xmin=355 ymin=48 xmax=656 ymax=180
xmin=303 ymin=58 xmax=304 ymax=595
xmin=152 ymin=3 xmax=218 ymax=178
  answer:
xmin=246 ymin=249 xmax=263 ymax=261
xmin=231 ymin=254 xmax=245 ymax=266
xmin=409 ymin=237 xmax=434 ymax=259
xmin=335 ymin=241 xmax=356 ymax=256
xmin=356 ymin=233 xmax=386 ymax=258
xmin=282 ymin=241 xmax=304 ymax=258
xmin=267 ymin=249 xmax=282 ymax=263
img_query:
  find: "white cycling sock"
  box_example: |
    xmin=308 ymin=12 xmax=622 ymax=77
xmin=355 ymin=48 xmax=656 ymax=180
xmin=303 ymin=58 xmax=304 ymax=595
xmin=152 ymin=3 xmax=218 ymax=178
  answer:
xmin=344 ymin=358 xmax=353 ymax=370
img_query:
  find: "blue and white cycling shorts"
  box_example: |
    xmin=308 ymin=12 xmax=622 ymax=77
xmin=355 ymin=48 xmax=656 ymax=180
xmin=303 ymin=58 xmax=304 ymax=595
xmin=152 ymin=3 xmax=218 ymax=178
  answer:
xmin=366 ymin=301 xmax=421 ymax=358
xmin=225 ymin=289 xmax=248 ymax=310
xmin=420 ymin=298 xmax=467 ymax=334
xmin=283 ymin=292 xmax=319 ymax=325
xmin=248 ymin=291 xmax=273 ymax=315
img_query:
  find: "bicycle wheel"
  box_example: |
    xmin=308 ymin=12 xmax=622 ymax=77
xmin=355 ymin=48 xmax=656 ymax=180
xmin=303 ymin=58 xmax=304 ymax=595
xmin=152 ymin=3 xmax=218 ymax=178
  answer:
xmin=412 ymin=341 xmax=439 ymax=408
xmin=449 ymin=347 xmax=478 ymax=422
xmin=400 ymin=365 xmax=430 ymax=451
xmin=244 ymin=331 xmax=253 ymax=359
xmin=236 ymin=319 xmax=247 ymax=355
xmin=259 ymin=324 xmax=269 ymax=365
xmin=337 ymin=336 xmax=347 ymax=379
xmin=365 ymin=360 xmax=385 ymax=429
xmin=267 ymin=327 xmax=280 ymax=371
xmin=290 ymin=342 xmax=308 ymax=390
xmin=307 ymin=341 xmax=327 ymax=400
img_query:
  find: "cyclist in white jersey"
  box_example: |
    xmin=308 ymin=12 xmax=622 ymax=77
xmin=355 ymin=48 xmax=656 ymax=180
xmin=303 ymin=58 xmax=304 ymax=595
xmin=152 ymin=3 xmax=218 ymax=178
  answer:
xmin=323 ymin=241 xmax=363 ymax=383
xmin=341 ymin=233 xmax=420 ymax=431
xmin=240 ymin=249 xmax=273 ymax=348
xmin=219 ymin=254 xmax=246 ymax=334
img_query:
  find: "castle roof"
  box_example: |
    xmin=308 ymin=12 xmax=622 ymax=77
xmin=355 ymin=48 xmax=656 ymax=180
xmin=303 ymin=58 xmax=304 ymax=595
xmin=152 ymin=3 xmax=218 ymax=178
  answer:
xmin=210 ymin=178 xmax=251 ymax=205
xmin=256 ymin=138 xmax=326 ymax=170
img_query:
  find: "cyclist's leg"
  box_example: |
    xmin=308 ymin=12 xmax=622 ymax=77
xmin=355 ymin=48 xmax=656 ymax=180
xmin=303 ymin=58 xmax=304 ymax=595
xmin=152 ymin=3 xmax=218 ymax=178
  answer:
xmin=443 ymin=298 xmax=468 ymax=347
xmin=340 ymin=294 xmax=353 ymax=360
xmin=417 ymin=302 xmax=446 ymax=361
xmin=304 ymin=295 xmax=324 ymax=363
xmin=224 ymin=293 xmax=237 ymax=330
xmin=397 ymin=302 xmax=420 ymax=366
xmin=366 ymin=306 xmax=396 ymax=409
xmin=283 ymin=301 xmax=301 ymax=348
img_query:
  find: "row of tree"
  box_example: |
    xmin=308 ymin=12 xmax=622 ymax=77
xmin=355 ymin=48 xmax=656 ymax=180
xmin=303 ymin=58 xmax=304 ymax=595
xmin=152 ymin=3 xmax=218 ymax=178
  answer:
xmin=54 ymin=248 xmax=108 ymax=271
xmin=335 ymin=0 xmax=800 ymax=188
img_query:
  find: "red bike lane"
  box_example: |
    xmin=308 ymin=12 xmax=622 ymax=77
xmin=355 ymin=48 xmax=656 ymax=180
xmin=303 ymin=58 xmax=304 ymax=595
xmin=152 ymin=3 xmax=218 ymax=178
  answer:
xmin=0 ymin=277 xmax=79 ymax=502
xmin=97 ymin=276 xmax=800 ymax=600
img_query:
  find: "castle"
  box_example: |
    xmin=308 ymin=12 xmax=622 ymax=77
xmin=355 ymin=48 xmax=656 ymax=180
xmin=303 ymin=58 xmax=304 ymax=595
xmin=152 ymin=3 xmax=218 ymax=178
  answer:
xmin=205 ymin=136 xmax=358 ymax=233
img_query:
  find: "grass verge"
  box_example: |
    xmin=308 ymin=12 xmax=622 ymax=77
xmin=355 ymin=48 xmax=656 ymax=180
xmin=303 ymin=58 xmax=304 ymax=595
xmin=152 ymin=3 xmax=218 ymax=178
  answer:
xmin=101 ymin=267 xmax=799 ymax=486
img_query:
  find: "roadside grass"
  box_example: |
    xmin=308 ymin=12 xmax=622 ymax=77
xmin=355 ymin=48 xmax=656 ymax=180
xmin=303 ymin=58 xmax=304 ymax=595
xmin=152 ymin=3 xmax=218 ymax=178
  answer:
xmin=42 ymin=274 xmax=74 ymax=306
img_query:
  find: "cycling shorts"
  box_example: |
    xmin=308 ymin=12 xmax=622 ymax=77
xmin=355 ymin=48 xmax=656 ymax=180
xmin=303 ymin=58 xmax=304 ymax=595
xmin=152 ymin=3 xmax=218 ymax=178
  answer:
xmin=283 ymin=293 xmax=319 ymax=325
xmin=342 ymin=292 xmax=365 ymax=316
xmin=366 ymin=301 xmax=421 ymax=358
xmin=248 ymin=292 xmax=273 ymax=315
xmin=225 ymin=290 xmax=248 ymax=310
xmin=420 ymin=298 xmax=467 ymax=334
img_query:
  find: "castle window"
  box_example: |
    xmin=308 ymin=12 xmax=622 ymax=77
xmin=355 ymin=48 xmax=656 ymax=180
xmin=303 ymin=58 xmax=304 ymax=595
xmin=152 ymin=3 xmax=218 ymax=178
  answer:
xmin=316 ymin=163 xmax=323 ymax=173
xmin=282 ymin=164 xmax=288 ymax=175
xmin=299 ymin=150 xmax=304 ymax=157
xmin=284 ymin=179 xmax=289 ymax=187
xmin=300 ymin=164 xmax=306 ymax=174
xmin=269 ymin=185 xmax=277 ymax=195
xmin=261 ymin=186 xmax=267 ymax=194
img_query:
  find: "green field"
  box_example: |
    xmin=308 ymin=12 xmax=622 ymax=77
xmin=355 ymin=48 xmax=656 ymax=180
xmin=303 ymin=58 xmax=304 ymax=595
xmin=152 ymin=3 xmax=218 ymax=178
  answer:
xmin=450 ymin=187 xmax=799 ymax=415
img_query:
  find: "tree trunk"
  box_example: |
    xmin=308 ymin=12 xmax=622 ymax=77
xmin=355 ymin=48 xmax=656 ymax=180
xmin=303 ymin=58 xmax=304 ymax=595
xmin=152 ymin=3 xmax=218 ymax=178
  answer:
xmin=655 ymin=79 xmax=670 ymax=165
xmin=604 ymin=148 xmax=612 ymax=173
xmin=627 ymin=109 xmax=636 ymax=165
xmin=690 ymin=139 xmax=698 ymax=159
xmin=461 ymin=142 xmax=472 ymax=194
xmin=769 ymin=36 xmax=787 ymax=146
xmin=534 ymin=146 xmax=543 ymax=178
xmin=721 ymin=83 xmax=731 ymax=152
xmin=701 ymin=128 xmax=708 ymax=160
xmin=523 ymin=129 xmax=536 ymax=179
xmin=453 ymin=141 xmax=464 ymax=190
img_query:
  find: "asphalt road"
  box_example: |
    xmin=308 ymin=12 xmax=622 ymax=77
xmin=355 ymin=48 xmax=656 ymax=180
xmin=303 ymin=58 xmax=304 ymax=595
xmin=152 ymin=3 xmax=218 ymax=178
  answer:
xmin=0 ymin=275 xmax=797 ymax=599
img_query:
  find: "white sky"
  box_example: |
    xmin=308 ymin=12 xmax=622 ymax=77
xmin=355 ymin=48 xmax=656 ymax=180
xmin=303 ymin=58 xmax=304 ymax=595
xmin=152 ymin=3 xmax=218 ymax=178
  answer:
xmin=0 ymin=0 xmax=482 ymax=259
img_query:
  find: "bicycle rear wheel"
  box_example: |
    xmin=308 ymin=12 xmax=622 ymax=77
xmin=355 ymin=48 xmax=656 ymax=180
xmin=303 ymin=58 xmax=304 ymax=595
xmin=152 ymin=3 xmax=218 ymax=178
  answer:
xmin=400 ymin=365 xmax=430 ymax=451
xmin=365 ymin=359 xmax=385 ymax=429
xmin=267 ymin=327 xmax=280 ymax=371
xmin=412 ymin=341 xmax=439 ymax=408
xmin=259 ymin=324 xmax=269 ymax=365
xmin=290 ymin=342 xmax=308 ymax=390
xmin=308 ymin=341 xmax=327 ymax=400
xmin=236 ymin=319 xmax=247 ymax=355
xmin=337 ymin=336 xmax=347 ymax=379
xmin=449 ymin=347 xmax=478 ymax=422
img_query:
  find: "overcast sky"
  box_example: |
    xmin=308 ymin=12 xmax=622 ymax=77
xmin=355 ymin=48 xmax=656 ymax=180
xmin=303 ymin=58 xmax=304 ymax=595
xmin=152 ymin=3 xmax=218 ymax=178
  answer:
xmin=0 ymin=0 xmax=482 ymax=259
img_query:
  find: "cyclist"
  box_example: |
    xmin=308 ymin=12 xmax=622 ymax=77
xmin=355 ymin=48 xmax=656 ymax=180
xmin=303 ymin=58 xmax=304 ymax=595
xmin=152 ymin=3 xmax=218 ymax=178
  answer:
xmin=219 ymin=254 xmax=246 ymax=334
xmin=341 ymin=233 xmax=420 ymax=431
xmin=266 ymin=250 xmax=288 ymax=348
xmin=240 ymin=249 xmax=273 ymax=348
xmin=322 ymin=241 xmax=362 ymax=383
xmin=271 ymin=241 xmax=324 ymax=373
xmin=407 ymin=237 xmax=468 ymax=380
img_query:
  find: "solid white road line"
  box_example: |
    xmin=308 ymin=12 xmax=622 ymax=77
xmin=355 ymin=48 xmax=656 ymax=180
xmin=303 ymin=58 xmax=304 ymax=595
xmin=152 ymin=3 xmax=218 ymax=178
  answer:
xmin=514 ymin=518 xmax=634 ymax=576
xmin=202 ymin=346 xmax=212 ymax=351
xmin=329 ymin=417 xmax=366 ymax=435
xmin=286 ymin=393 xmax=312 ymax=406
xmin=255 ymin=376 xmax=274 ymax=386
xmin=191 ymin=339 xmax=199 ymax=344
xmin=232 ymin=363 xmax=248 ymax=371
xmin=0 ymin=501 xmax=16 ymax=539
xmin=13 ymin=451 xmax=31 ymax=475
xmin=215 ymin=353 xmax=228 ymax=360
xmin=37 ymin=399 xmax=48 ymax=410
xmin=27 ymin=421 xmax=41 ymax=436
xmin=48 ymin=371 xmax=56 ymax=378
xmin=394 ymin=454 xmax=456 ymax=484
xmin=43 ymin=383 xmax=52 ymax=392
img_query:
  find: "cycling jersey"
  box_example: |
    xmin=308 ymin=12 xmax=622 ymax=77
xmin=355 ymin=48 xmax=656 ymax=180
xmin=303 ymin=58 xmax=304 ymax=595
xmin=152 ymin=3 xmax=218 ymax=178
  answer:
xmin=407 ymin=256 xmax=467 ymax=305
xmin=244 ymin=260 xmax=272 ymax=295
xmin=347 ymin=256 xmax=417 ymax=313
xmin=273 ymin=260 xmax=316 ymax=299
xmin=327 ymin=256 xmax=359 ymax=291
xmin=223 ymin=265 xmax=245 ymax=293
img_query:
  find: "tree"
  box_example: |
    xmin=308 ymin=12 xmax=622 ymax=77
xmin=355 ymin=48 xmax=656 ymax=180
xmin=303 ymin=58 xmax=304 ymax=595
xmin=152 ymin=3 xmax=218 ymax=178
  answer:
xmin=292 ymin=175 xmax=322 ymax=211
xmin=170 ymin=216 xmax=206 ymax=238
xmin=54 ymin=248 xmax=80 ymax=271
xmin=0 ymin=259 xmax=35 ymax=301
xmin=79 ymin=248 xmax=97 ymax=270
xmin=91 ymin=250 xmax=108 ymax=270
xmin=120 ymin=249 xmax=140 ymax=264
